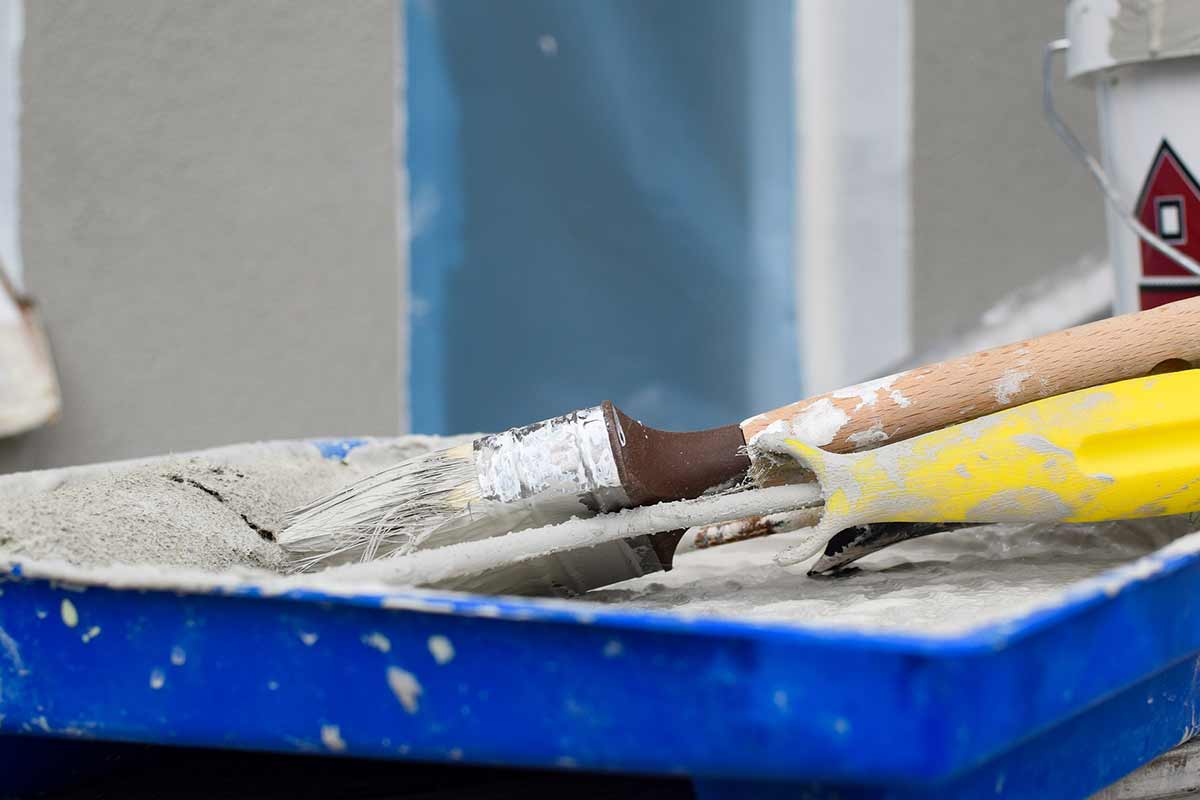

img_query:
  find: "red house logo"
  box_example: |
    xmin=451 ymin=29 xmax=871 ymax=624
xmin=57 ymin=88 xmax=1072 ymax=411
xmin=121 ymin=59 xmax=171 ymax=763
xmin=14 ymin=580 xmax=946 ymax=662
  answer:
xmin=1135 ymin=140 xmax=1200 ymax=309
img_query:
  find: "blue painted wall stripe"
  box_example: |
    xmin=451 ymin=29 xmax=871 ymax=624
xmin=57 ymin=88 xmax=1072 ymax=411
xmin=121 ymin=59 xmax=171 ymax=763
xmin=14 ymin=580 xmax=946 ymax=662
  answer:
xmin=406 ymin=1 xmax=800 ymax=435
xmin=405 ymin=0 xmax=463 ymax=435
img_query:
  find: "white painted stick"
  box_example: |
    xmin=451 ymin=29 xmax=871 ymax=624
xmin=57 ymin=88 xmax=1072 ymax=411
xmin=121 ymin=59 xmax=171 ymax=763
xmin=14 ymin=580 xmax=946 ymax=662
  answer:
xmin=322 ymin=484 xmax=823 ymax=588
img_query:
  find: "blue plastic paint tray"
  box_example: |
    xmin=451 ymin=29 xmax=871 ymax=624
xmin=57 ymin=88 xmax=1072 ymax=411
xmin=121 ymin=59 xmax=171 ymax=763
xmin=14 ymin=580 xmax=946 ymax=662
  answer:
xmin=2 ymin=533 xmax=1200 ymax=798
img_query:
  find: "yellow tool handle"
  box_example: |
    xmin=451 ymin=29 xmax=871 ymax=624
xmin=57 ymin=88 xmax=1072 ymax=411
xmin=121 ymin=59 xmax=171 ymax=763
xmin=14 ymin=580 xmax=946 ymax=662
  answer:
xmin=743 ymin=295 xmax=1200 ymax=453
xmin=786 ymin=370 xmax=1200 ymax=539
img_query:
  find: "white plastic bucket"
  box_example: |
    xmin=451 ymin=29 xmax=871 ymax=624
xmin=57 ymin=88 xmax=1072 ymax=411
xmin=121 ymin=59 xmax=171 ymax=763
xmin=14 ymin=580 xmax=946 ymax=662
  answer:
xmin=1055 ymin=0 xmax=1200 ymax=312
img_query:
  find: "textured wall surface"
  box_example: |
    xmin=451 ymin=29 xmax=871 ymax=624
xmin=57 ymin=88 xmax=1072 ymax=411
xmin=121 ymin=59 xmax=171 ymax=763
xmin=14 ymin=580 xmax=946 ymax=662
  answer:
xmin=1 ymin=1 xmax=401 ymax=470
xmin=910 ymin=0 xmax=1107 ymax=349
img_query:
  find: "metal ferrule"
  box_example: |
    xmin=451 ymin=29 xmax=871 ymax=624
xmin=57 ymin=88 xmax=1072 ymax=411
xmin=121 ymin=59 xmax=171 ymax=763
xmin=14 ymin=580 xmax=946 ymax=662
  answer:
xmin=474 ymin=405 xmax=630 ymax=512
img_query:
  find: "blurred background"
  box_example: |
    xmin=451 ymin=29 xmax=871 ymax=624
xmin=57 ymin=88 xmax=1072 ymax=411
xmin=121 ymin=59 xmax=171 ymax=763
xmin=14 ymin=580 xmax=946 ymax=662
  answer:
xmin=0 ymin=0 xmax=1109 ymax=472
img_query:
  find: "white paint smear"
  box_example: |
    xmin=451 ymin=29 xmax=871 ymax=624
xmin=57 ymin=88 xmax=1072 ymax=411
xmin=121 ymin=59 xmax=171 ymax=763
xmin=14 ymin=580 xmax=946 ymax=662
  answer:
xmin=320 ymin=724 xmax=347 ymax=752
xmin=362 ymin=632 xmax=391 ymax=653
xmin=993 ymin=369 xmax=1031 ymax=404
xmin=847 ymin=423 xmax=889 ymax=449
xmin=832 ymin=374 xmax=901 ymax=410
xmin=59 ymin=598 xmax=77 ymax=628
xmin=387 ymin=666 xmax=423 ymax=714
xmin=427 ymin=635 xmax=454 ymax=665
xmin=787 ymin=399 xmax=850 ymax=446
xmin=0 ymin=625 xmax=23 ymax=672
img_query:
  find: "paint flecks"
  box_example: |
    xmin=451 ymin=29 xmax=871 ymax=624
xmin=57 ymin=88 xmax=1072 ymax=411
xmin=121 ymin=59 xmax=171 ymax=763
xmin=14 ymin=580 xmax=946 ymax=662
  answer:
xmin=773 ymin=690 xmax=789 ymax=711
xmin=1012 ymin=434 xmax=1074 ymax=459
xmin=1073 ymin=391 xmax=1115 ymax=412
xmin=833 ymin=717 xmax=850 ymax=735
xmin=0 ymin=627 xmax=24 ymax=672
xmin=993 ymin=369 xmax=1031 ymax=404
xmin=427 ymin=635 xmax=455 ymax=665
xmin=747 ymin=419 xmax=792 ymax=454
xmin=362 ymin=632 xmax=391 ymax=653
xmin=320 ymin=724 xmax=347 ymax=753
xmin=848 ymin=423 xmax=889 ymax=449
xmin=789 ymin=399 xmax=850 ymax=447
xmin=170 ymin=646 xmax=186 ymax=666
xmin=60 ymin=598 xmax=78 ymax=629
xmin=34 ymin=610 xmax=46 ymax=620
xmin=387 ymin=667 xmax=423 ymax=714
xmin=267 ymin=680 xmax=280 ymax=691
xmin=298 ymin=631 xmax=319 ymax=646
xmin=833 ymin=374 xmax=901 ymax=410
xmin=81 ymin=626 xmax=101 ymax=644
xmin=955 ymin=464 xmax=972 ymax=479
xmin=602 ymin=639 xmax=623 ymax=658
xmin=149 ymin=668 xmax=165 ymax=690
xmin=968 ymin=488 xmax=1071 ymax=521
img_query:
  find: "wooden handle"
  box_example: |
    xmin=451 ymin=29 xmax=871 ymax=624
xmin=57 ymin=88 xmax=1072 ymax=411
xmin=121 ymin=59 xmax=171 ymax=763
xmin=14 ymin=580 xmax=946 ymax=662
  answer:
xmin=740 ymin=295 xmax=1200 ymax=453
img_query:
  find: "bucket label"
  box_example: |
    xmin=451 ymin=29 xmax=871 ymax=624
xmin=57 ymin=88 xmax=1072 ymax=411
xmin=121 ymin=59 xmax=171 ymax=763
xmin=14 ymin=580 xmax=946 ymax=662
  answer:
xmin=1135 ymin=140 xmax=1200 ymax=309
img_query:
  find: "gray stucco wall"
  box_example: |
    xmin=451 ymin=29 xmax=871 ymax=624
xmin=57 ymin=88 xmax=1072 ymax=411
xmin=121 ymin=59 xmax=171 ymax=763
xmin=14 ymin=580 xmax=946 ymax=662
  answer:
xmin=911 ymin=0 xmax=1107 ymax=349
xmin=0 ymin=1 xmax=402 ymax=471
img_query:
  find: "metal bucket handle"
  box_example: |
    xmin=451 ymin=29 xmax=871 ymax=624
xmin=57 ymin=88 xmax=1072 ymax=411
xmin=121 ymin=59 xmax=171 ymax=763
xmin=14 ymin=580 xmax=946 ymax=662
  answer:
xmin=1043 ymin=38 xmax=1200 ymax=278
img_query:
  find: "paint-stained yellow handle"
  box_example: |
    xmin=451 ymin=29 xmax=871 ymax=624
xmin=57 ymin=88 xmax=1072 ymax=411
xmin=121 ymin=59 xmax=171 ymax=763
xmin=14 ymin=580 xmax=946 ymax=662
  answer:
xmin=786 ymin=370 xmax=1200 ymax=539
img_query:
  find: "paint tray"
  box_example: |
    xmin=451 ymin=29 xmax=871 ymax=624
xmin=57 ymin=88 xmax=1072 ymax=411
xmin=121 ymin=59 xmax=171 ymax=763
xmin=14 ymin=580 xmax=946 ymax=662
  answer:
xmin=3 ymin=462 xmax=1200 ymax=798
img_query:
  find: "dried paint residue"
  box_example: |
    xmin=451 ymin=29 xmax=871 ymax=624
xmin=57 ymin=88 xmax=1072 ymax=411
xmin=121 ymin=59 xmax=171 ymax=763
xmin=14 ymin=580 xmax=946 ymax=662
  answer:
xmin=59 ymin=598 xmax=78 ymax=629
xmin=832 ymin=374 xmax=902 ymax=411
xmin=362 ymin=632 xmax=391 ymax=653
xmin=788 ymin=399 xmax=849 ymax=447
xmin=387 ymin=666 xmax=423 ymax=713
xmin=592 ymin=517 xmax=1200 ymax=636
xmin=427 ymin=635 xmax=454 ymax=665
xmin=320 ymin=724 xmax=347 ymax=752
xmin=993 ymin=369 xmax=1031 ymax=404
xmin=847 ymin=422 xmax=889 ymax=449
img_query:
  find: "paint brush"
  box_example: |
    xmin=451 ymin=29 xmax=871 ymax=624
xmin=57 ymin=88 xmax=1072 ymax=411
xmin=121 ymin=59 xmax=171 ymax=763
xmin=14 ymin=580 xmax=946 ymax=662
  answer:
xmin=311 ymin=369 xmax=1200 ymax=592
xmin=280 ymin=296 xmax=1200 ymax=574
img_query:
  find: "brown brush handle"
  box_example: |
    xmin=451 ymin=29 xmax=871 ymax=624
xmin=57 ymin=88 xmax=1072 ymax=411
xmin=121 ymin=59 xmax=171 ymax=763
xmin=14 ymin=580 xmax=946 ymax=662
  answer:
xmin=740 ymin=296 xmax=1200 ymax=453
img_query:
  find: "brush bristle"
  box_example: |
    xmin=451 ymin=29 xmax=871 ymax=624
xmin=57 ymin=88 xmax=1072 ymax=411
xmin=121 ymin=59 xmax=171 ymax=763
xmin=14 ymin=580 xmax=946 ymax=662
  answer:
xmin=278 ymin=443 xmax=481 ymax=571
